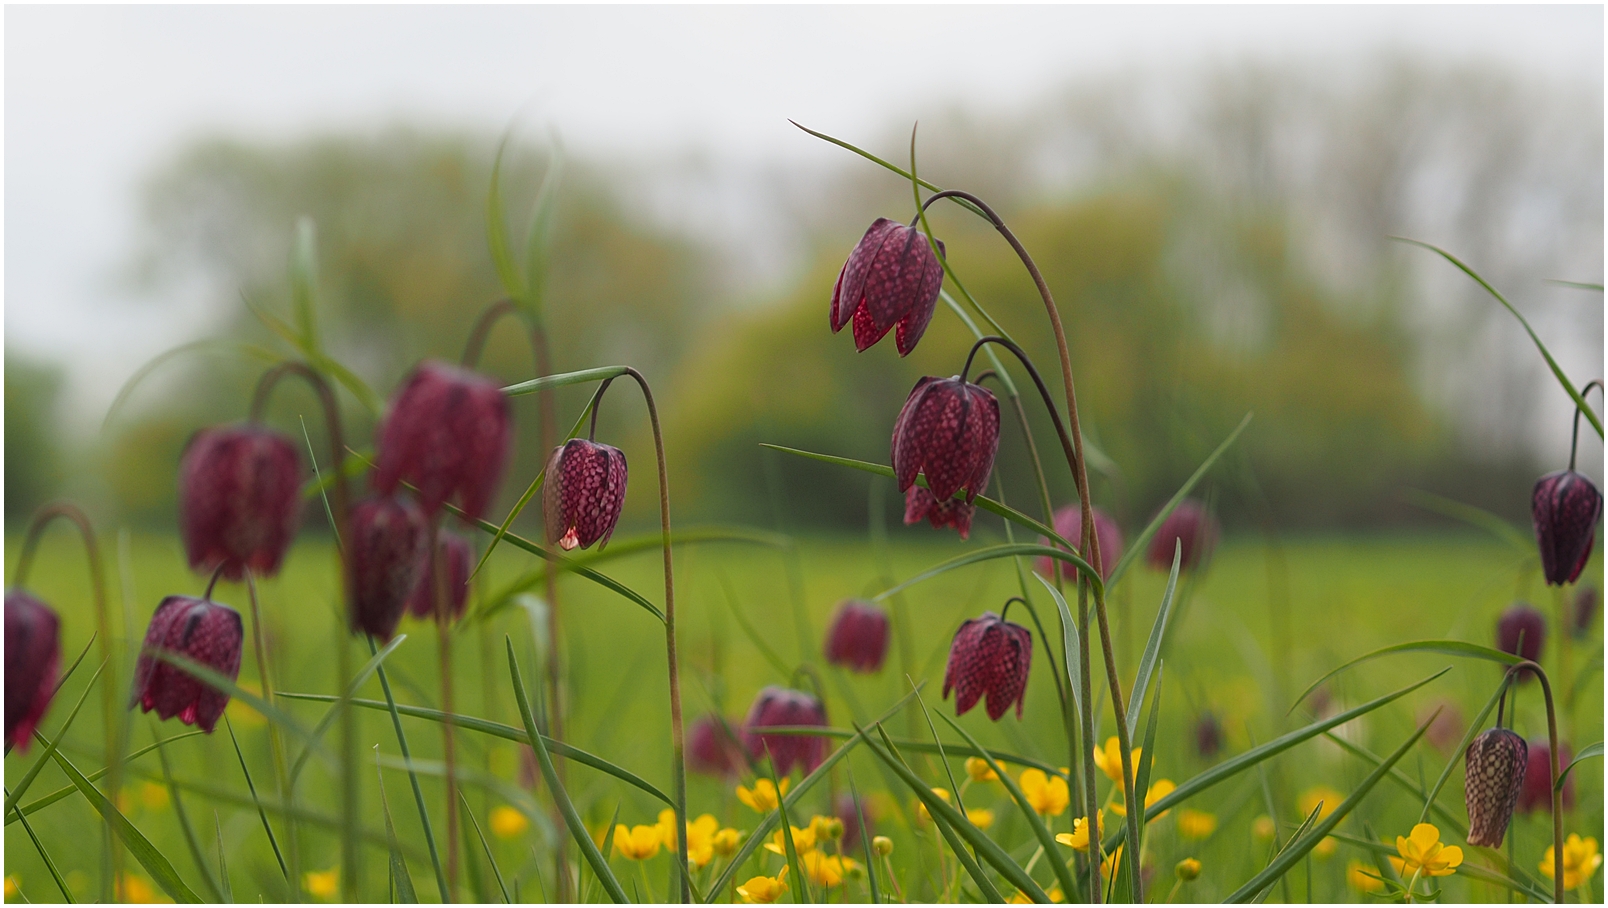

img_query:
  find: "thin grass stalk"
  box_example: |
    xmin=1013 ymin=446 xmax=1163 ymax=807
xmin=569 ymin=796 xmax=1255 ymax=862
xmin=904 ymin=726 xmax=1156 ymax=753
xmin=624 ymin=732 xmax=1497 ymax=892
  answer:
xmin=246 ymin=571 xmax=300 ymax=897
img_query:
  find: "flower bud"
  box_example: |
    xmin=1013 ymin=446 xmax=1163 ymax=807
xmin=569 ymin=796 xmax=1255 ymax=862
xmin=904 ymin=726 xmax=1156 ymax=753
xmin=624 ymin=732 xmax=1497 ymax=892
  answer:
xmin=1175 ymin=858 xmax=1202 ymax=881
xmin=830 ymin=218 xmax=945 ymax=356
xmin=1495 ymin=603 xmax=1545 ymax=676
xmin=872 ymin=835 xmax=894 ymax=856
xmin=943 ymin=611 xmax=1032 ymax=721
xmin=5 ymin=591 xmax=60 ymax=751
xmin=1519 ymin=740 xmax=1574 ymax=814
xmin=130 ymin=595 xmax=244 ymax=733
xmin=1036 ymin=505 xmax=1123 ymax=582
xmin=1145 ymin=499 xmax=1219 ymax=572
xmin=740 ymin=686 xmax=829 ymax=777
xmin=405 ymin=530 xmax=473 ymax=622
xmin=543 ymin=439 xmax=628 ymax=552
xmin=1532 ymin=469 xmax=1601 ymax=586
xmin=1464 ymin=728 xmax=1526 ymax=847
xmin=686 ymin=714 xmax=748 ymax=778
xmin=374 ymin=361 xmax=512 ymax=521
xmin=178 ymin=424 xmax=304 ymax=580
xmin=823 ymin=600 xmax=889 ymax=674
xmin=347 ymin=495 xmax=429 ymax=641
xmin=892 ymin=376 xmax=1000 ymax=507
xmin=902 ymin=486 xmax=976 ymax=539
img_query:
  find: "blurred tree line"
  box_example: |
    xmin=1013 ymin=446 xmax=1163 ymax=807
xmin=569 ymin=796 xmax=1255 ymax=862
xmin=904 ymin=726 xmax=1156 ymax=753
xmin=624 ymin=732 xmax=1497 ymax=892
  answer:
xmin=14 ymin=60 xmax=1597 ymax=536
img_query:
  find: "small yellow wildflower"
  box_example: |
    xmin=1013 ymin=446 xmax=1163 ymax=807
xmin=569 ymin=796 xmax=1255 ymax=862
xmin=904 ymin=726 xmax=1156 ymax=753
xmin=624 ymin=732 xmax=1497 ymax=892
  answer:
xmin=763 ymin=824 xmax=817 ymax=856
xmin=965 ymin=756 xmax=999 ymax=782
xmin=1111 ymin=778 xmax=1175 ymax=819
xmin=1252 ymin=815 xmax=1276 ymax=841
xmin=1389 ymin=823 xmax=1462 ymax=878
xmin=1176 ymin=857 xmax=1202 ymax=881
xmin=1019 ymin=769 xmax=1069 ymax=817
xmin=613 ymin=824 xmax=663 ymax=861
xmin=303 ymin=868 xmax=338 ymax=900
xmin=736 ymin=778 xmax=789 ymax=813
xmin=1347 ymin=859 xmax=1384 ymax=893
xmin=967 ymin=808 xmax=995 ymax=830
xmin=737 ymin=867 xmax=788 ymax=904
xmin=872 ymin=835 xmax=894 ymax=856
xmin=489 ymin=806 xmax=529 ymax=839
xmin=118 ymin=873 xmax=164 ymax=903
xmin=1177 ymin=808 xmax=1217 ymax=840
xmin=1102 ymin=845 xmax=1123 ymax=879
xmin=803 ymin=851 xmax=853 ymax=888
xmin=712 ymin=827 xmax=742 ymax=858
xmin=140 ymin=782 xmax=170 ymax=811
xmin=1009 ymin=886 xmax=1065 ymax=903
xmin=684 ymin=814 xmax=721 ymax=868
xmin=1055 ymin=811 xmax=1105 ymax=851
xmin=1312 ymin=836 xmax=1337 ymax=859
xmin=1092 ymin=737 xmax=1140 ymax=783
xmin=4 ymin=877 xmax=17 ymax=900
xmin=1299 ymin=785 xmax=1344 ymax=821
xmin=914 ymin=787 xmax=952 ymax=824
xmin=1541 ymin=834 xmax=1602 ymax=891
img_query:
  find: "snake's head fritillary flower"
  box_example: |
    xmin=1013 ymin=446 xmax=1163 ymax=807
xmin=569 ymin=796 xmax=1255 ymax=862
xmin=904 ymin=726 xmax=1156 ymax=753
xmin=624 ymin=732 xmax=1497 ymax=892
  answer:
xmin=405 ymin=530 xmax=473 ymax=621
xmin=942 ymin=612 xmax=1031 ymax=721
xmin=687 ymin=714 xmax=748 ymax=778
xmin=836 ymin=792 xmax=875 ymax=853
xmin=903 ymin=485 xmax=977 ymax=539
xmin=830 ymin=218 xmax=945 ymax=356
xmin=1573 ymin=586 xmax=1598 ymax=637
xmin=823 ymin=600 xmax=889 ymax=673
xmin=130 ymin=595 xmax=244 ymax=734
xmin=1541 ymin=834 xmax=1602 ymax=891
xmin=374 ymin=361 xmax=512 ymax=521
xmin=1145 ymin=499 xmax=1219 ymax=572
xmin=543 ymin=439 xmax=628 ymax=552
xmin=892 ymin=376 xmax=1000 ymax=506
xmin=1463 ymin=728 xmax=1526 ymax=847
xmin=1533 ymin=470 xmax=1601 ymax=586
xmin=5 ymin=591 xmax=60 ymax=751
xmin=347 ymin=495 xmax=429 ymax=642
xmin=178 ymin=424 xmax=304 ymax=580
xmin=1036 ymin=505 xmax=1124 ymax=582
xmin=1194 ymin=710 xmax=1224 ymax=759
xmin=740 ymin=686 xmax=828 ymax=777
xmin=1389 ymin=823 xmax=1463 ymax=878
xmin=1520 ymin=739 xmax=1574 ymax=813
xmin=1495 ymin=603 xmax=1546 ymax=674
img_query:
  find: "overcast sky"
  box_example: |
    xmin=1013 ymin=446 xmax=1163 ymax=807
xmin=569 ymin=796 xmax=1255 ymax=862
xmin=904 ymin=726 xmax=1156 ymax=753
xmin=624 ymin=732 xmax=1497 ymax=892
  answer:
xmin=4 ymin=4 xmax=1602 ymax=425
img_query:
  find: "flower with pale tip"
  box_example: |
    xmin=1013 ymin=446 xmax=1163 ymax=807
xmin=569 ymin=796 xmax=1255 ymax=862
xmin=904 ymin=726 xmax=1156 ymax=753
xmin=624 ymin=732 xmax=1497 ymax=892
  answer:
xmin=129 ymin=595 xmax=244 ymax=734
xmin=543 ymin=439 xmax=628 ymax=552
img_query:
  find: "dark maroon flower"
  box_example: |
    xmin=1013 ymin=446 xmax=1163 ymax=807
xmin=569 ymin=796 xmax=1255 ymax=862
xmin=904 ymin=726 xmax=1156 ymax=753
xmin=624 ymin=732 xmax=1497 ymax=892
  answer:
xmin=1572 ymin=586 xmax=1598 ymax=638
xmin=892 ymin=376 xmax=999 ymax=507
xmin=903 ymin=485 xmax=976 ymax=539
xmin=1496 ymin=603 xmax=1545 ymax=675
xmin=1145 ymin=499 xmax=1219 ymax=573
xmin=740 ymin=686 xmax=828 ymax=777
xmin=830 ymin=218 xmax=945 ymax=356
xmin=1193 ymin=711 xmax=1223 ymax=760
xmin=1533 ymin=470 xmax=1601 ymax=586
xmin=687 ymin=714 xmax=748 ymax=778
xmin=823 ymin=600 xmax=890 ymax=674
xmin=178 ymin=424 xmax=304 ymax=581
xmin=130 ymin=595 xmax=243 ymax=734
xmin=405 ymin=530 xmax=473 ymax=621
xmin=943 ymin=611 xmax=1032 ymax=721
xmin=5 ymin=591 xmax=60 ymax=751
xmin=1464 ymin=728 xmax=1527 ymax=847
xmin=347 ymin=495 xmax=429 ymax=641
xmin=1519 ymin=740 xmax=1573 ymax=814
xmin=374 ymin=361 xmax=512 ymax=521
xmin=1036 ymin=504 xmax=1124 ymax=582
xmin=837 ymin=792 xmax=876 ymax=854
xmin=543 ymin=439 xmax=628 ymax=552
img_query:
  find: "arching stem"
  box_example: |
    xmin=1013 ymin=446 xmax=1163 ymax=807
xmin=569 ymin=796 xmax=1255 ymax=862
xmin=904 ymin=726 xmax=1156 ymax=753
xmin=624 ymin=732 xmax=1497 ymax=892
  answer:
xmin=1567 ymin=381 xmax=1603 ymax=472
xmin=1504 ymin=660 xmax=1564 ymax=904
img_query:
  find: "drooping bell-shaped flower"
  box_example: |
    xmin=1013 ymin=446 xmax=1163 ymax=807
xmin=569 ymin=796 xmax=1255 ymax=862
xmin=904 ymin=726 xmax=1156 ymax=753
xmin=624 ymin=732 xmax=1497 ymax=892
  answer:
xmin=374 ymin=361 xmax=512 ymax=521
xmin=1464 ymin=728 xmax=1527 ymax=847
xmin=543 ymin=439 xmax=628 ymax=552
xmin=740 ymin=686 xmax=829 ymax=777
xmin=130 ymin=595 xmax=244 ymax=734
xmin=830 ymin=218 xmax=945 ymax=356
xmin=178 ymin=424 xmax=304 ymax=580
xmin=1193 ymin=711 xmax=1223 ymax=760
xmin=903 ymin=486 xmax=976 ymax=539
xmin=837 ymin=792 xmax=876 ymax=854
xmin=5 ymin=591 xmax=60 ymax=750
xmin=347 ymin=495 xmax=429 ymax=641
xmin=823 ymin=600 xmax=890 ymax=674
xmin=943 ymin=611 xmax=1032 ymax=721
xmin=1519 ymin=740 xmax=1574 ymax=814
xmin=1532 ymin=470 xmax=1601 ymax=586
xmin=1573 ymin=586 xmax=1598 ymax=638
xmin=1036 ymin=504 xmax=1124 ymax=582
xmin=406 ymin=530 xmax=473 ymax=621
xmin=892 ymin=376 xmax=1000 ymax=507
xmin=687 ymin=714 xmax=748 ymax=778
xmin=1496 ymin=603 xmax=1546 ymax=668
xmin=1145 ymin=499 xmax=1219 ymax=572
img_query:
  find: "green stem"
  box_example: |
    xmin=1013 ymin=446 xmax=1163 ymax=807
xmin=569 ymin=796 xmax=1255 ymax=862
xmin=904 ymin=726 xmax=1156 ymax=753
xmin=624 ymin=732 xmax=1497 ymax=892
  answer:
xmin=246 ymin=572 xmax=300 ymax=899
xmin=1506 ymin=660 xmax=1565 ymax=904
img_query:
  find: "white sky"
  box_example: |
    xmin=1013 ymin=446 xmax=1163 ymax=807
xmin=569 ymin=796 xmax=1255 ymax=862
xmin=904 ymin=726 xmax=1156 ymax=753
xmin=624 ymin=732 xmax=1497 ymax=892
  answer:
xmin=3 ymin=4 xmax=1603 ymax=425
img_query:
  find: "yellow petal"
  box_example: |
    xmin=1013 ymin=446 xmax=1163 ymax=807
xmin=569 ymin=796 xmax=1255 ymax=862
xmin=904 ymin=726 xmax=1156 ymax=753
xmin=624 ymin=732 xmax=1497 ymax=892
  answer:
xmin=1408 ymin=823 xmax=1441 ymax=855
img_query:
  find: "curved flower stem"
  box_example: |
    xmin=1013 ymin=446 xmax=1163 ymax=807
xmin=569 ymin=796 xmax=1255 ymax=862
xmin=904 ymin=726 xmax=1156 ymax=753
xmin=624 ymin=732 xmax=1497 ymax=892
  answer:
xmin=249 ymin=362 xmax=351 ymax=553
xmin=1568 ymin=381 xmax=1604 ymax=472
xmin=1505 ymin=660 xmax=1564 ymax=904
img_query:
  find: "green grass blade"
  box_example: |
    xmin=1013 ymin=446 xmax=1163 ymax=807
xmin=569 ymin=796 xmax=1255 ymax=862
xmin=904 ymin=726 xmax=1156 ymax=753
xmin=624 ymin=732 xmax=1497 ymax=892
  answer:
xmin=459 ymin=790 xmax=511 ymax=903
xmin=154 ymin=725 xmax=224 ymax=901
xmin=287 ymin=634 xmax=409 ymax=785
xmin=1247 ymin=803 xmax=1324 ymax=903
xmin=875 ymin=543 xmax=1103 ymax=603
xmin=1323 ymin=732 xmax=1466 ymax=837
xmin=505 ymin=636 xmax=629 ymax=903
xmin=487 ymin=129 xmax=526 ymax=300
xmin=1557 ymin=741 xmax=1602 ymax=791
xmin=377 ymin=747 xmax=421 ymax=903
xmin=715 ymin=568 xmax=793 ymax=680
xmin=8 ymin=732 xmax=205 ymax=825
xmin=1126 ymin=543 xmax=1180 ymax=737
xmin=6 ymin=784 xmax=73 ymax=902
xmin=101 ymin=339 xmax=280 ymax=433
xmin=1545 ymin=279 xmax=1604 ymax=291
xmin=1395 ymin=237 xmax=1602 ymax=437
xmin=767 ymin=755 xmax=811 ymax=904
xmin=1417 ymin=679 xmax=1509 ymax=826
xmin=214 ymin=812 xmax=233 ymax=903
xmin=788 ymin=120 xmax=988 ymax=218
xmin=1224 ymin=715 xmax=1435 ymax=902
xmin=846 ymin=769 xmax=880 ymax=904
xmin=365 ymin=637 xmax=449 ymax=903
xmin=1034 ymin=574 xmax=1083 ymax=717
xmin=521 ymin=142 xmax=562 ymax=316
xmin=1292 ymin=641 xmax=1519 ymax=712
xmin=43 ymin=734 xmax=202 ymax=903
xmin=225 ymin=716 xmax=288 ymax=884
xmin=290 ymin=217 xmax=320 ymax=352
xmin=501 ymin=364 xmax=631 ymax=398
xmin=1119 ymin=661 xmax=1165 ymax=904
xmin=753 ymin=725 xmax=1066 ymax=776
xmin=5 ymin=660 xmax=106 ymax=815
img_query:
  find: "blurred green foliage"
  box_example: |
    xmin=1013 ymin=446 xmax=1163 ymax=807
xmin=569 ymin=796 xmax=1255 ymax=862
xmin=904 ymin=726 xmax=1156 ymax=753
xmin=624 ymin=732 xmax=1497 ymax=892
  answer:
xmin=5 ymin=350 xmax=65 ymax=519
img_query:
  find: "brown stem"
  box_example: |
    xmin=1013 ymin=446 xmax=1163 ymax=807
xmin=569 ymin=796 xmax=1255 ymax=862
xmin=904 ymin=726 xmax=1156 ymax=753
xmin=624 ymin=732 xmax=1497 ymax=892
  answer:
xmin=1504 ymin=660 xmax=1565 ymax=904
xmin=249 ymin=362 xmax=350 ymax=557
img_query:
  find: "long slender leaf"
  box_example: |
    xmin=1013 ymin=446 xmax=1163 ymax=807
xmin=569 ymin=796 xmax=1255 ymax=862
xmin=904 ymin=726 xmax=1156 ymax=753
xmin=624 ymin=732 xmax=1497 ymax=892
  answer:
xmin=748 ymin=725 xmax=1065 ymax=777
xmin=1126 ymin=543 xmax=1180 ymax=737
xmin=1245 ymin=803 xmax=1325 ymax=903
xmin=506 ymin=637 xmax=629 ymax=903
xmin=226 ymin=716 xmax=288 ymax=884
xmin=501 ymin=364 xmax=630 ymax=398
xmin=459 ymin=790 xmax=511 ymax=903
xmin=1292 ymin=641 xmax=1520 ymax=711
xmin=5 ymin=660 xmax=107 ymax=815
xmin=9 ymin=732 xmax=206 ymax=825
xmin=875 ymin=543 xmax=1103 ymax=603
xmin=367 ymin=637 xmax=449 ymax=903
xmin=1417 ymin=678 xmax=1509 ymax=826
xmin=377 ymin=756 xmax=419 ymax=904
xmin=847 ymin=770 xmax=880 ymax=904
xmin=768 ymin=752 xmax=811 ymax=904
xmin=1324 ymin=732 xmax=1466 ymax=838
xmin=154 ymin=724 xmax=224 ymax=901
xmin=454 ymin=509 xmax=664 ymax=622
xmin=214 ymin=813 xmax=233 ymax=903
xmin=102 ymin=339 xmax=281 ymax=432
xmin=288 ymin=633 xmax=409 ymax=785
xmin=146 ymin=649 xmax=332 ymax=765
xmin=1558 ymin=741 xmax=1603 ymax=791
xmin=1034 ymin=573 xmax=1083 ymax=717
xmin=6 ymin=784 xmax=73 ymax=902
xmin=521 ymin=140 xmax=563 ymax=316
xmin=487 ymin=130 xmax=526 ymax=300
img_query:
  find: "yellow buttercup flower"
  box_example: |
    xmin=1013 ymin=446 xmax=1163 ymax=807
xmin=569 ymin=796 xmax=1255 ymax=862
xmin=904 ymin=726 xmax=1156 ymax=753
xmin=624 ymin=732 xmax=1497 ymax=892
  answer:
xmin=967 ymin=808 xmax=995 ymax=830
xmin=1111 ymin=778 xmax=1175 ymax=819
xmin=303 ymin=868 xmax=338 ymax=900
xmin=140 ymin=782 xmax=170 ymax=811
xmin=1541 ymin=834 xmax=1602 ymax=891
xmin=1009 ymin=886 xmax=1065 ymax=903
xmin=737 ymin=867 xmax=788 ymax=903
xmin=712 ymin=827 xmax=742 ymax=857
xmin=3 ymin=877 xmax=16 ymax=900
xmin=1176 ymin=857 xmax=1202 ymax=881
xmin=117 ymin=873 xmax=164 ymax=903
xmin=657 ymin=809 xmax=679 ymax=848
xmin=1252 ymin=815 xmax=1276 ymax=841
xmin=763 ymin=824 xmax=817 ymax=856
xmin=965 ymin=756 xmax=999 ymax=782
xmin=1055 ymin=811 xmax=1105 ymax=851
xmin=1177 ymin=808 xmax=1217 ymax=840
xmin=1312 ymin=836 xmax=1337 ymax=859
xmin=1389 ymin=823 xmax=1462 ymax=878
xmin=1093 ymin=737 xmax=1139 ymax=784
xmin=736 ymin=778 xmax=790 ymax=813
xmin=914 ymin=787 xmax=952 ymax=825
xmin=684 ymin=814 xmax=721 ymax=868
xmin=613 ymin=824 xmax=663 ymax=861
xmin=1019 ymin=769 xmax=1069 ymax=817
xmin=1299 ymin=785 xmax=1344 ymax=821
xmin=1347 ymin=860 xmax=1384 ymax=893
xmin=802 ymin=851 xmax=853 ymax=888
xmin=489 ymin=806 xmax=529 ymax=839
